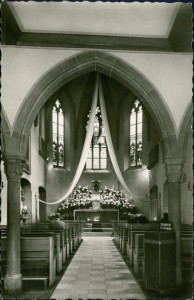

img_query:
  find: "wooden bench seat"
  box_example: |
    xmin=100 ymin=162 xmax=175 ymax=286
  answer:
xmin=181 ymin=235 xmax=193 ymax=282
xmin=66 ymin=222 xmax=83 ymax=252
xmin=128 ymin=230 xmax=146 ymax=266
xmin=21 ymin=232 xmax=63 ymax=274
xmin=133 ymin=233 xmax=144 ymax=276
xmin=1 ymin=235 xmax=56 ymax=287
xmin=21 ymin=226 xmax=67 ymax=265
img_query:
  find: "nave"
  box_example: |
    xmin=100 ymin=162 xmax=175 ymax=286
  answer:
xmin=51 ymin=236 xmax=146 ymax=300
xmin=1 ymin=2 xmax=192 ymax=298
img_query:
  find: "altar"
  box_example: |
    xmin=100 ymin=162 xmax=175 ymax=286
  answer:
xmin=74 ymin=209 xmax=119 ymax=223
xmin=73 ymin=181 xmax=119 ymax=223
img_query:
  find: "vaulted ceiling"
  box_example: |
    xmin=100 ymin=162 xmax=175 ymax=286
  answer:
xmin=2 ymin=1 xmax=192 ymax=52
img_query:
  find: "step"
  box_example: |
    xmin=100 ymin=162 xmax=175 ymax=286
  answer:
xmin=2 ymin=276 xmax=48 ymax=290
xmin=83 ymin=228 xmax=113 ymax=232
xmin=83 ymin=232 xmax=113 ymax=237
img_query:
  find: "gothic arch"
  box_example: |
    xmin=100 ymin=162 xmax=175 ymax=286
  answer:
xmin=1 ymin=107 xmax=11 ymax=156
xmin=177 ymin=101 xmax=192 ymax=160
xmin=3 ymin=50 xmax=177 ymax=161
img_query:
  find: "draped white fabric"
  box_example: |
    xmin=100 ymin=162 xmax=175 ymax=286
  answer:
xmin=38 ymin=75 xmax=99 ymax=205
xmin=38 ymin=73 xmax=135 ymax=206
xmin=98 ymin=76 xmax=134 ymax=198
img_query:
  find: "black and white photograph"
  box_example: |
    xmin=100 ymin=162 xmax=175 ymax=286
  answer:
xmin=1 ymin=1 xmax=192 ymax=299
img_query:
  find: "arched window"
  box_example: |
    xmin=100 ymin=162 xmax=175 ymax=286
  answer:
xmin=86 ymin=106 xmax=107 ymax=170
xmin=129 ymin=100 xmax=143 ymax=167
xmin=52 ymin=100 xmax=64 ymax=167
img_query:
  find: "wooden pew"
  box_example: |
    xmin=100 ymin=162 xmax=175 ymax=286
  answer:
xmin=133 ymin=233 xmax=144 ymax=276
xmin=21 ymin=222 xmax=72 ymax=264
xmin=21 ymin=225 xmax=67 ymax=265
xmin=77 ymin=221 xmax=83 ymax=244
xmin=128 ymin=230 xmax=146 ymax=266
xmin=115 ymin=221 xmax=127 ymax=250
xmin=65 ymin=221 xmax=83 ymax=252
xmin=121 ymin=224 xmax=129 ymax=255
xmin=181 ymin=233 xmax=193 ymax=283
xmin=24 ymin=225 xmax=66 ymax=264
xmin=21 ymin=232 xmax=62 ymax=274
xmin=1 ymin=235 xmax=56 ymax=287
xmin=127 ymin=222 xmax=160 ymax=266
xmin=65 ymin=222 xmax=77 ymax=252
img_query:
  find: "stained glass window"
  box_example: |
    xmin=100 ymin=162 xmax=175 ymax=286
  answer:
xmin=52 ymin=100 xmax=64 ymax=167
xmin=86 ymin=106 xmax=107 ymax=170
xmin=129 ymin=100 xmax=142 ymax=167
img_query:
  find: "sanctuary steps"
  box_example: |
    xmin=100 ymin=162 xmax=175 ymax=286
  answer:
xmin=83 ymin=221 xmax=113 ymax=236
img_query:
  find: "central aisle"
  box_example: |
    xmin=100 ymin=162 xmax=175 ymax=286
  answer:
xmin=51 ymin=237 xmax=146 ymax=300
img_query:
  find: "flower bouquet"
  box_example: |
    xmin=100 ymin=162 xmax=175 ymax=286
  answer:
xmin=57 ymin=186 xmax=93 ymax=219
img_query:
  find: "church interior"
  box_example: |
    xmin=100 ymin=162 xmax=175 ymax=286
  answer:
xmin=1 ymin=2 xmax=193 ymax=299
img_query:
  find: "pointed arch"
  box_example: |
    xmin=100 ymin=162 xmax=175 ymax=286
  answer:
xmin=6 ymin=50 xmax=177 ymax=162
xmin=177 ymin=101 xmax=192 ymax=160
xmin=1 ymin=106 xmax=12 ymax=157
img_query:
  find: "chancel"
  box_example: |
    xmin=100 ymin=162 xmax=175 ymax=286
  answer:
xmin=1 ymin=1 xmax=192 ymax=299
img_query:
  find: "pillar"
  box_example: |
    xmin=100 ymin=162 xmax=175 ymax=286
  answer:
xmin=165 ymin=159 xmax=183 ymax=287
xmin=4 ymin=158 xmax=24 ymax=295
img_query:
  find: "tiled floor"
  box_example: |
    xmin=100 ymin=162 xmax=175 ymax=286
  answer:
xmin=51 ymin=237 xmax=146 ymax=300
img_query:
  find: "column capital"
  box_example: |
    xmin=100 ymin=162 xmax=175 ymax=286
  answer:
xmin=4 ymin=158 xmax=25 ymax=180
xmin=164 ymin=159 xmax=184 ymax=182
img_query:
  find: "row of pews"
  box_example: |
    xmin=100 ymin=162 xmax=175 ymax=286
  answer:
xmin=1 ymin=221 xmax=83 ymax=289
xmin=112 ymin=221 xmax=160 ymax=278
xmin=180 ymin=224 xmax=193 ymax=283
xmin=112 ymin=221 xmax=192 ymax=293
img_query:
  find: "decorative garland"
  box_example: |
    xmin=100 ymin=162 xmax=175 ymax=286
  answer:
xmin=54 ymin=185 xmax=146 ymax=222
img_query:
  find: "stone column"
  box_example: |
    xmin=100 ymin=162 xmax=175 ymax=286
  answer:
xmin=165 ymin=159 xmax=183 ymax=286
xmin=4 ymin=158 xmax=24 ymax=295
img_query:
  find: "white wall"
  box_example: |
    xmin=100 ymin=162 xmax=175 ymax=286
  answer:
xmin=148 ymin=142 xmax=166 ymax=221
xmin=1 ymin=162 xmax=7 ymax=225
xmin=22 ymin=122 xmax=46 ymax=223
xmin=113 ymin=51 xmax=192 ymax=133
xmin=1 ymin=47 xmax=80 ymax=128
xmin=1 ymin=47 xmax=192 ymax=134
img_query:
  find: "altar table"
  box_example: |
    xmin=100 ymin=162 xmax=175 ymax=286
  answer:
xmin=74 ymin=209 xmax=119 ymax=223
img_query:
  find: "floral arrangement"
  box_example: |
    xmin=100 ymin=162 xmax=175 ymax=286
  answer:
xmin=57 ymin=186 xmax=93 ymax=219
xmin=70 ymin=185 xmax=93 ymax=208
xmin=56 ymin=185 xmax=146 ymax=222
